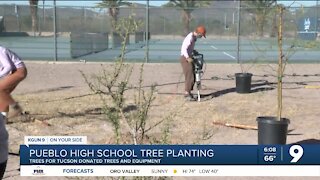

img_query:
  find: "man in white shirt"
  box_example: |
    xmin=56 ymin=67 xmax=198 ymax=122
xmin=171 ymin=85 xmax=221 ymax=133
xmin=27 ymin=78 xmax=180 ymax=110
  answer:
xmin=0 ymin=45 xmax=27 ymax=179
xmin=0 ymin=46 xmax=27 ymax=118
xmin=180 ymin=25 xmax=206 ymax=101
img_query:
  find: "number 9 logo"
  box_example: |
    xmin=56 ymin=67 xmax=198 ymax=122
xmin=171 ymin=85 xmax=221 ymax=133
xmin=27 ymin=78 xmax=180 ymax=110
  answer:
xmin=289 ymin=145 xmax=304 ymax=163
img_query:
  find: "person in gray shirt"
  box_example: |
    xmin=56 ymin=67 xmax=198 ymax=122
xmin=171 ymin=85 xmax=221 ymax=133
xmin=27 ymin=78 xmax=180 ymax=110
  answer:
xmin=0 ymin=114 xmax=8 ymax=179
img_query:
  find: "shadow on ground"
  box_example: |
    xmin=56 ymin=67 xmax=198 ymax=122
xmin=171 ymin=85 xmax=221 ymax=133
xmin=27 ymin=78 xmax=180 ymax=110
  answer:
xmin=291 ymin=139 xmax=320 ymax=144
xmin=200 ymin=80 xmax=274 ymax=101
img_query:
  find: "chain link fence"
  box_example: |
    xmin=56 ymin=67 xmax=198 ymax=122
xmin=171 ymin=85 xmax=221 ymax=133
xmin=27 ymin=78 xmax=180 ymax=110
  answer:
xmin=0 ymin=3 xmax=319 ymax=62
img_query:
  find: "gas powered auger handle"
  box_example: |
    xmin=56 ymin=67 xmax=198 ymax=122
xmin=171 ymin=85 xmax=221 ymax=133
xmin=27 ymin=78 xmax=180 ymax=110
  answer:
xmin=191 ymin=50 xmax=205 ymax=102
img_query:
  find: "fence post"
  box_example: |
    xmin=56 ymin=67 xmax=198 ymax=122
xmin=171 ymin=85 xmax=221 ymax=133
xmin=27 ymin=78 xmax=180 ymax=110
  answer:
xmin=316 ymin=0 xmax=319 ymax=34
xmin=43 ymin=0 xmax=45 ymax=28
xmin=53 ymin=0 xmax=57 ymax=61
xmin=145 ymin=0 xmax=149 ymax=63
xmin=236 ymin=0 xmax=241 ymax=64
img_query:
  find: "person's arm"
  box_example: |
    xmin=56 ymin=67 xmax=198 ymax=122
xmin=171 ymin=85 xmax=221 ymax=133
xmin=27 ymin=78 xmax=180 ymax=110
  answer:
xmin=0 ymin=49 xmax=14 ymax=78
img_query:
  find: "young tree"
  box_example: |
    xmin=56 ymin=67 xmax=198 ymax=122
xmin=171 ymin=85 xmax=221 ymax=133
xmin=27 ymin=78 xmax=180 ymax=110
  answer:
xmin=96 ymin=0 xmax=132 ymax=32
xmin=29 ymin=0 xmax=39 ymax=33
xmin=276 ymin=4 xmax=285 ymax=121
xmin=81 ymin=15 xmax=161 ymax=144
xmin=164 ymin=0 xmax=211 ymax=36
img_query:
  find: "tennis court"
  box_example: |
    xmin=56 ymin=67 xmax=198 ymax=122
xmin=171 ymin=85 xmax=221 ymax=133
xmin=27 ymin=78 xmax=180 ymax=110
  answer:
xmin=1 ymin=35 xmax=320 ymax=63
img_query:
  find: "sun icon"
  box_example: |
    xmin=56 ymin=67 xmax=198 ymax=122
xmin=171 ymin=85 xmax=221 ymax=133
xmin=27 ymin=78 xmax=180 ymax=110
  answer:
xmin=173 ymin=169 xmax=177 ymax=174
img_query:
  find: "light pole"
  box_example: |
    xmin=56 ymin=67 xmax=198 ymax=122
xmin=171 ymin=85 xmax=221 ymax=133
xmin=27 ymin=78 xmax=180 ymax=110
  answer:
xmin=15 ymin=5 xmax=20 ymax=32
xmin=163 ymin=16 xmax=166 ymax=34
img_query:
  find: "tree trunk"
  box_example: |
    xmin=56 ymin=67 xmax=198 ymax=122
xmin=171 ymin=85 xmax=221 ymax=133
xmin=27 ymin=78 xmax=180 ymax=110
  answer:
xmin=29 ymin=0 xmax=38 ymax=34
xmin=277 ymin=7 xmax=284 ymax=121
xmin=256 ymin=13 xmax=265 ymax=37
xmin=109 ymin=7 xmax=119 ymax=33
xmin=270 ymin=12 xmax=277 ymax=37
xmin=182 ymin=10 xmax=191 ymax=36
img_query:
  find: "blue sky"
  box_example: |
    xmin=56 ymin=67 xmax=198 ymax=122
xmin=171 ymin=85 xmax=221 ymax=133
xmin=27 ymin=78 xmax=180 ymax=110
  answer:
xmin=0 ymin=1 xmax=317 ymax=7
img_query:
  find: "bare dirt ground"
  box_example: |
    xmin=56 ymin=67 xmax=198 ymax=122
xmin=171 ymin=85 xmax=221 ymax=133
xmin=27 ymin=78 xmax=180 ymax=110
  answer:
xmin=3 ymin=62 xmax=320 ymax=180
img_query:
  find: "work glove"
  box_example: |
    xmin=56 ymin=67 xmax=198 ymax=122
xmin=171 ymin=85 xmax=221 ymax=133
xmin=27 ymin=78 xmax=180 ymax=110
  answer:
xmin=186 ymin=57 xmax=193 ymax=63
xmin=192 ymin=50 xmax=199 ymax=55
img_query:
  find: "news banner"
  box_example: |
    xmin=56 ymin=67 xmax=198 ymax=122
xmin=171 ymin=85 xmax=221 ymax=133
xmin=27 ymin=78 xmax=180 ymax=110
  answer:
xmin=20 ymin=136 xmax=320 ymax=176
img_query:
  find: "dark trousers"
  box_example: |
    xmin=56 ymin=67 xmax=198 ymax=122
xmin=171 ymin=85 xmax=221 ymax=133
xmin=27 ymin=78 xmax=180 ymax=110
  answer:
xmin=180 ymin=56 xmax=195 ymax=93
xmin=0 ymin=161 xmax=6 ymax=179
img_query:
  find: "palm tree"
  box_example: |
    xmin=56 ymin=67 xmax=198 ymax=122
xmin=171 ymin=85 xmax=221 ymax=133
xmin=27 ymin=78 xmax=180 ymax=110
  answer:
xmin=242 ymin=0 xmax=276 ymax=37
xmin=29 ymin=0 xmax=39 ymax=33
xmin=164 ymin=0 xmax=211 ymax=36
xmin=96 ymin=0 xmax=132 ymax=32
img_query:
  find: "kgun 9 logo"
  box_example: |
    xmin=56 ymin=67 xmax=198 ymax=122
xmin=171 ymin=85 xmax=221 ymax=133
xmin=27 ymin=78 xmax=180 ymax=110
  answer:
xmin=289 ymin=145 xmax=304 ymax=163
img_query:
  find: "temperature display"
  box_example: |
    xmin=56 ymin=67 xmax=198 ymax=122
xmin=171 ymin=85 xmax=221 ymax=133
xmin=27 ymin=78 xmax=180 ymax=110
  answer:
xmin=262 ymin=146 xmax=278 ymax=163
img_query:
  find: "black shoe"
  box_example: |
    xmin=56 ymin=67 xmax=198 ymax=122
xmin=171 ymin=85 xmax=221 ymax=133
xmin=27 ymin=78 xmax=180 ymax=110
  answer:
xmin=184 ymin=94 xmax=196 ymax=101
